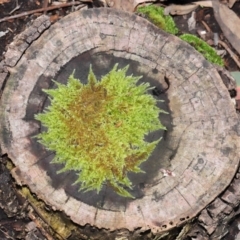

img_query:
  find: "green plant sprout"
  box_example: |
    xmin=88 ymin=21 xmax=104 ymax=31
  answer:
xmin=136 ymin=5 xmax=224 ymax=66
xmin=35 ymin=64 xmax=166 ymax=198
xmin=180 ymin=34 xmax=224 ymax=66
xmin=137 ymin=5 xmax=178 ymax=35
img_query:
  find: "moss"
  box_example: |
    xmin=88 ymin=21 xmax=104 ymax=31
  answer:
xmin=21 ymin=187 xmax=75 ymax=239
xmin=137 ymin=6 xmax=224 ymax=66
xmin=180 ymin=34 xmax=224 ymax=66
xmin=35 ymin=64 xmax=166 ymax=198
xmin=137 ymin=5 xmax=178 ymax=35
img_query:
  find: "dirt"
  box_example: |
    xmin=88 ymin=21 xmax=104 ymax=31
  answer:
xmin=0 ymin=156 xmax=47 ymax=240
xmin=0 ymin=0 xmax=79 ymax=62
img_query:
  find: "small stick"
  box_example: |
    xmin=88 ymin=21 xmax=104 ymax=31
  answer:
xmin=27 ymin=199 xmax=65 ymax=240
xmin=9 ymin=0 xmax=22 ymax=15
xmin=201 ymin=20 xmax=212 ymax=33
xmin=201 ymin=20 xmax=240 ymax=69
xmin=0 ymin=229 xmax=15 ymax=240
xmin=28 ymin=211 xmax=55 ymax=240
xmin=218 ymin=40 xmax=240 ymax=69
xmin=0 ymin=1 xmax=83 ymax=23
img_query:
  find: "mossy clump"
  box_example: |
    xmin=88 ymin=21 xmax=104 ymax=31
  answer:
xmin=35 ymin=64 xmax=166 ymax=198
xmin=137 ymin=5 xmax=178 ymax=35
xmin=136 ymin=6 xmax=224 ymax=66
xmin=180 ymin=34 xmax=224 ymax=66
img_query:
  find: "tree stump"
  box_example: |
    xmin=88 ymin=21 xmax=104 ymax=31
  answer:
xmin=0 ymin=8 xmax=240 ymax=237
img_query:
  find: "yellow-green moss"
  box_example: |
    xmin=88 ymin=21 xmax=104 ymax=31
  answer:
xmin=137 ymin=5 xmax=178 ymax=35
xmin=35 ymin=64 xmax=166 ymax=198
xmin=137 ymin=5 xmax=224 ymax=66
xmin=21 ymin=187 xmax=74 ymax=239
xmin=180 ymin=34 xmax=224 ymax=66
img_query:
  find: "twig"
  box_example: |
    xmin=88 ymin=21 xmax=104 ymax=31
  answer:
xmin=201 ymin=20 xmax=212 ymax=33
xmin=27 ymin=200 xmax=65 ymax=240
xmin=201 ymin=20 xmax=240 ymax=69
xmin=28 ymin=211 xmax=55 ymax=240
xmin=0 ymin=1 xmax=83 ymax=23
xmin=218 ymin=40 xmax=240 ymax=69
xmin=0 ymin=228 xmax=15 ymax=240
xmin=9 ymin=0 xmax=22 ymax=15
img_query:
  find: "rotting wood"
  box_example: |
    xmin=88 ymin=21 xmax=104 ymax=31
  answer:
xmin=185 ymin=154 xmax=240 ymax=239
xmin=0 ymin=7 xmax=240 ymax=240
xmin=28 ymin=210 xmax=55 ymax=240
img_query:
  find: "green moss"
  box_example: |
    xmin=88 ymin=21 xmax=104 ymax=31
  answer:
xmin=35 ymin=64 xmax=166 ymax=198
xmin=137 ymin=5 xmax=178 ymax=35
xmin=180 ymin=34 xmax=224 ymax=66
xmin=137 ymin=6 xmax=224 ymax=66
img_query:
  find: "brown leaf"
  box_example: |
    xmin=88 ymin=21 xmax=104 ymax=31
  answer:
xmin=164 ymin=1 xmax=212 ymax=16
xmin=164 ymin=4 xmax=198 ymax=15
xmin=49 ymin=14 xmax=59 ymax=22
xmin=213 ymin=1 xmax=240 ymax=56
xmin=226 ymin=0 xmax=237 ymax=8
xmin=0 ymin=0 xmax=10 ymax=4
xmin=188 ymin=11 xmax=196 ymax=31
xmin=107 ymin=0 xmax=157 ymax=12
xmin=164 ymin=1 xmax=212 ymax=15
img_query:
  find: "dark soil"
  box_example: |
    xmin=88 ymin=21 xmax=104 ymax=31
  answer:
xmin=0 ymin=156 xmax=47 ymax=240
xmin=0 ymin=0 xmax=80 ymax=62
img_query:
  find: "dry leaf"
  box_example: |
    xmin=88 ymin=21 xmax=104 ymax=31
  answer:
xmin=79 ymin=0 xmax=93 ymax=2
xmin=226 ymin=0 xmax=237 ymax=8
xmin=49 ymin=14 xmax=59 ymax=22
xmin=213 ymin=1 xmax=240 ymax=56
xmin=192 ymin=1 xmax=212 ymax=8
xmin=52 ymin=1 xmax=65 ymax=5
xmin=0 ymin=0 xmax=10 ymax=4
xmin=164 ymin=1 xmax=212 ymax=16
xmin=0 ymin=30 xmax=8 ymax=38
xmin=107 ymin=0 xmax=157 ymax=12
xmin=164 ymin=4 xmax=198 ymax=15
xmin=216 ymin=49 xmax=226 ymax=57
xmin=188 ymin=11 xmax=196 ymax=31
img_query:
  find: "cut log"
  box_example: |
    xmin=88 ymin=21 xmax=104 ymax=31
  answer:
xmin=0 ymin=8 xmax=239 ymax=237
